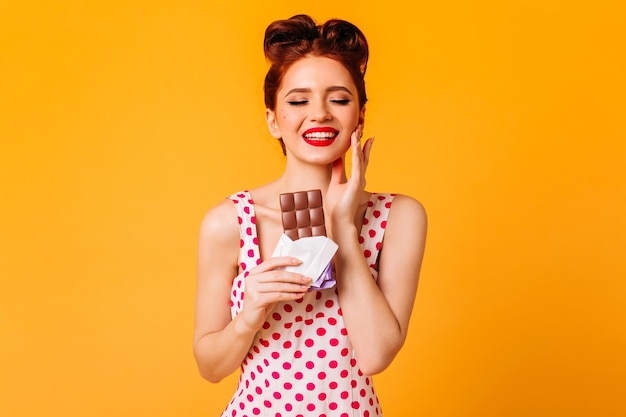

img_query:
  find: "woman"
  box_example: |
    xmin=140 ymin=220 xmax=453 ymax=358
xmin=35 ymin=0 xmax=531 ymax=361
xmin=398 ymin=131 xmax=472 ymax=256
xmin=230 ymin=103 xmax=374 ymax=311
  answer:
xmin=194 ymin=14 xmax=427 ymax=416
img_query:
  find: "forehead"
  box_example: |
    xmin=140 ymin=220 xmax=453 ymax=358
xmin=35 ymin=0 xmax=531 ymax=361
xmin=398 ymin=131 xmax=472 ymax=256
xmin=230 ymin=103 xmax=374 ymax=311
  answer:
xmin=279 ymin=56 xmax=356 ymax=92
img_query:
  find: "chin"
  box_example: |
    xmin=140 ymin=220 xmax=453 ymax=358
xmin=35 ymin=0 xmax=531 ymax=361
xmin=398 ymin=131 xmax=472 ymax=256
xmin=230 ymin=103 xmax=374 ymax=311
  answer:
xmin=289 ymin=152 xmax=340 ymax=166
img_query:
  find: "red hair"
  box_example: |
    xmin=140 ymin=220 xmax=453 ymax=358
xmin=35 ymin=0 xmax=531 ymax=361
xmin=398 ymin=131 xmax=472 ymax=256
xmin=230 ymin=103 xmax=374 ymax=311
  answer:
xmin=263 ymin=14 xmax=369 ymax=112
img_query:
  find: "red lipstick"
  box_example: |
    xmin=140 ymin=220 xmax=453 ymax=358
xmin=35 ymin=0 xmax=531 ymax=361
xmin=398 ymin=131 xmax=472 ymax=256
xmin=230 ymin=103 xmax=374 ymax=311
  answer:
xmin=302 ymin=127 xmax=339 ymax=147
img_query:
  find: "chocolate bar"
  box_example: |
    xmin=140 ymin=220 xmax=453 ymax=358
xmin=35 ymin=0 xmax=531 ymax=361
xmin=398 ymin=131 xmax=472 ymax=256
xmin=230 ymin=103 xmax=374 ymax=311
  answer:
xmin=279 ymin=190 xmax=327 ymax=240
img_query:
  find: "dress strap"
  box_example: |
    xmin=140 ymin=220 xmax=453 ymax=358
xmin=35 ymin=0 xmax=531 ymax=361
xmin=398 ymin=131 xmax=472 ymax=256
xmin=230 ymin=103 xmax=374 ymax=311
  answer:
xmin=360 ymin=193 xmax=396 ymax=280
xmin=227 ymin=191 xmax=261 ymax=273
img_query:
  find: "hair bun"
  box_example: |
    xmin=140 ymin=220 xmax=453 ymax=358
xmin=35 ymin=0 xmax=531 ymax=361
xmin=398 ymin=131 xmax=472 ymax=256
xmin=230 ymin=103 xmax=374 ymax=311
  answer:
xmin=320 ymin=19 xmax=368 ymax=75
xmin=264 ymin=15 xmax=319 ymax=64
xmin=321 ymin=20 xmax=365 ymax=53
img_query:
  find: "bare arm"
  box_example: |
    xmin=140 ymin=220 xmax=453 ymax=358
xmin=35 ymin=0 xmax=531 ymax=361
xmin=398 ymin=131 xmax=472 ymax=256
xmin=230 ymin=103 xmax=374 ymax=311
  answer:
xmin=193 ymin=200 xmax=311 ymax=382
xmin=333 ymin=195 xmax=427 ymax=375
xmin=327 ymin=127 xmax=427 ymax=375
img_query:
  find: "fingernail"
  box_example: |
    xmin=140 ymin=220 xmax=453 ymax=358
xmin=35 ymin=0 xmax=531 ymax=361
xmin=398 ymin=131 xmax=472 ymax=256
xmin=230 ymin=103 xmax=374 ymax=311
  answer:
xmin=291 ymin=258 xmax=302 ymax=264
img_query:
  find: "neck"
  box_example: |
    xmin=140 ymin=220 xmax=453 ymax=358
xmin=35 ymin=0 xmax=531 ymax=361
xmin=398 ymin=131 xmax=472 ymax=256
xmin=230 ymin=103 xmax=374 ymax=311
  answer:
xmin=277 ymin=157 xmax=346 ymax=194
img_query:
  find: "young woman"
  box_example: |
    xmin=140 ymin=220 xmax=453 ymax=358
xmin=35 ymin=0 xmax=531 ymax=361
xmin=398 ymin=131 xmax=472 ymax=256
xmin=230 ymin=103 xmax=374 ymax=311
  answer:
xmin=194 ymin=14 xmax=427 ymax=416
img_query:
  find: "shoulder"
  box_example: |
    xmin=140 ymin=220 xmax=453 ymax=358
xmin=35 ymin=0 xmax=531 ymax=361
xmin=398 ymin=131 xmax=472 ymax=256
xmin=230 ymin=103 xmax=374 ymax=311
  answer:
xmin=376 ymin=193 xmax=427 ymax=222
xmin=389 ymin=193 xmax=426 ymax=217
xmin=199 ymin=197 xmax=240 ymax=247
xmin=377 ymin=194 xmax=427 ymax=282
xmin=383 ymin=193 xmax=427 ymax=236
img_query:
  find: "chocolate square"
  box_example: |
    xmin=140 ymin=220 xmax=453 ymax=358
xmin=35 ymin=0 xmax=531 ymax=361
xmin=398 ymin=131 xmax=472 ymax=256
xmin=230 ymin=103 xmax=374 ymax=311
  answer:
xmin=279 ymin=190 xmax=327 ymax=240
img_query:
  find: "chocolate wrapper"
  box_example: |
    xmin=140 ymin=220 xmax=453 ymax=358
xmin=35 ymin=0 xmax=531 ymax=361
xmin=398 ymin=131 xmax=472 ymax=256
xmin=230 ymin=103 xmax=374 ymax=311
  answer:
xmin=271 ymin=233 xmax=337 ymax=290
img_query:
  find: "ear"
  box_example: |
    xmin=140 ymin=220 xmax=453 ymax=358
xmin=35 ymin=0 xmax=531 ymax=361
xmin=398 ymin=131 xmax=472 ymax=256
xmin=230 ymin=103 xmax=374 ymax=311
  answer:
xmin=358 ymin=106 xmax=366 ymax=125
xmin=265 ymin=108 xmax=282 ymax=139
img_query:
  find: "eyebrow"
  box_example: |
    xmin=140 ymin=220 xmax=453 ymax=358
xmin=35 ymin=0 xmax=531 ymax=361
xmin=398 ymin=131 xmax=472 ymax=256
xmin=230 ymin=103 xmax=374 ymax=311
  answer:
xmin=283 ymin=86 xmax=354 ymax=98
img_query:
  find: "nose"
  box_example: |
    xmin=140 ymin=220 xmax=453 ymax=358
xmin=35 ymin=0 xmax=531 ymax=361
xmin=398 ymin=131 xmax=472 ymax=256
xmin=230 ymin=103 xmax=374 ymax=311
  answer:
xmin=310 ymin=100 xmax=332 ymax=122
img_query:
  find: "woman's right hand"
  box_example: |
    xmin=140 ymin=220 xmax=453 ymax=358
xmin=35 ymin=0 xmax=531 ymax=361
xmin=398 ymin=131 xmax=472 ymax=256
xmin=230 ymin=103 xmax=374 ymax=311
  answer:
xmin=238 ymin=257 xmax=311 ymax=332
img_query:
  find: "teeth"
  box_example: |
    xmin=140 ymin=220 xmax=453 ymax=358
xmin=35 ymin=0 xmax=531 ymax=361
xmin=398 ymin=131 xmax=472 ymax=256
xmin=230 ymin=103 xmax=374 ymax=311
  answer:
xmin=304 ymin=131 xmax=336 ymax=139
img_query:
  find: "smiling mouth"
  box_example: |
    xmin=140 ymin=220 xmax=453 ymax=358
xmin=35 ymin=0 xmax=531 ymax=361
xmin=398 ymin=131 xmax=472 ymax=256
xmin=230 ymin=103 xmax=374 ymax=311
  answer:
xmin=302 ymin=129 xmax=338 ymax=146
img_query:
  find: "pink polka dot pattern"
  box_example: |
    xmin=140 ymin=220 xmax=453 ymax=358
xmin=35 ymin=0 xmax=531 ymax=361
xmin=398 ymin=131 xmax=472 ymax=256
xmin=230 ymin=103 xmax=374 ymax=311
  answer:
xmin=229 ymin=192 xmax=260 ymax=317
xmin=359 ymin=193 xmax=396 ymax=281
xmin=223 ymin=191 xmax=395 ymax=417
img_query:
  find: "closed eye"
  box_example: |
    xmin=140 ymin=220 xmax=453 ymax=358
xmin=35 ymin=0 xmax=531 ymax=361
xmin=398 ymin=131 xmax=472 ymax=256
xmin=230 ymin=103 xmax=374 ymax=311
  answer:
xmin=287 ymin=100 xmax=308 ymax=106
xmin=331 ymin=99 xmax=350 ymax=105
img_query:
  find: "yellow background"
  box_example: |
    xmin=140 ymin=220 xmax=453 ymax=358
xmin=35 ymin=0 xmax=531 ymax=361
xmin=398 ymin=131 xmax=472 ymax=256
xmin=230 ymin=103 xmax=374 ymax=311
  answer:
xmin=1 ymin=1 xmax=624 ymax=416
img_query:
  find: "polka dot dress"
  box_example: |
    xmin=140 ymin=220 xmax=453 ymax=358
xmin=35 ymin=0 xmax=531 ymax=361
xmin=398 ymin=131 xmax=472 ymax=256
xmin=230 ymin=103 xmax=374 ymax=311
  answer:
xmin=224 ymin=191 xmax=395 ymax=417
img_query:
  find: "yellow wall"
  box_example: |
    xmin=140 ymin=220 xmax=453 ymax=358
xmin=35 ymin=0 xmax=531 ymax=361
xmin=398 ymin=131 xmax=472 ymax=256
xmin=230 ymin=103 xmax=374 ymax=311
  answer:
xmin=1 ymin=1 xmax=624 ymax=416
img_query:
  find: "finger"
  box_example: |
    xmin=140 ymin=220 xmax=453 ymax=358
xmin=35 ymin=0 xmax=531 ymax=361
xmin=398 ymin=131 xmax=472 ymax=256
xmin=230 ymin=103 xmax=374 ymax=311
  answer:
xmin=256 ymin=291 xmax=307 ymax=304
xmin=362 ymin=137 xmax=374 ymax=171
xmin=355 ymin=123 xmax=364 ymax=143
xmin=249 ymin=256 xmax=302 ymax=274
xmin=350 ymin=132 xmax=364 ymax=182
xmin=253 ymin=270 xmax=311 ymax=285
xmin=254 ymin=281 xmax=311 ymax=294
xmin=352 ymin=125 xmax=363 ymax=151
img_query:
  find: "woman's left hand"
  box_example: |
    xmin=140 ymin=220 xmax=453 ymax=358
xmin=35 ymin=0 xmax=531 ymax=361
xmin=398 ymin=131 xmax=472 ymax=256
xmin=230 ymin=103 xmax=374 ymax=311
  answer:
xmin=326 ymin=124 xmax=373 ymax=228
